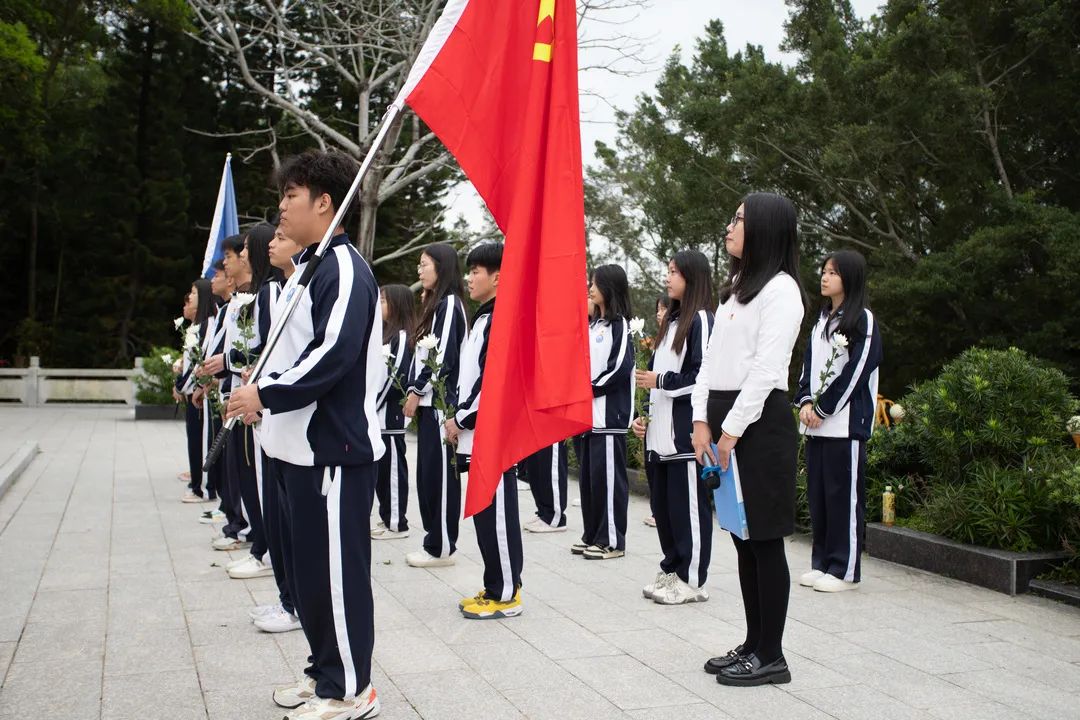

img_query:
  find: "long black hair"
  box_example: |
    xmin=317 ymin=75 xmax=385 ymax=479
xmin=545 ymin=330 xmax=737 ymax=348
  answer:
xmin=819 ymin=249 xmax=869 ymax=339
xmin=658 ymin=250 xmax=714 ymax=353
xmin=193 ymin=278 xmax=215 ymax=325
xmin=721 ymin=192 xmax=807 ymax=308
xmin=590 ymin=264 xmax=632 ymax=322
xmin=416 ymin=243 xmax=464 ymax=336
xmin=656 ymin=295 xmax=672 ymax=314
xmin=245 ymin=222 xmax=282 ymax=287
xmin=381 ymin=284 xmax=417 ymax=346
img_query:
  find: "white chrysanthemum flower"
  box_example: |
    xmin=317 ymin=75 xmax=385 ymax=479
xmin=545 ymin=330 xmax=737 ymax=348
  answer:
xmin=628 ymin=317 xmax=646 ymax=336
xmin=1067 ymin=415 xmax=1080 ymax=434
xmin=889 ymin=404 xmax=905 ymax=421
xmin=183 ymin=328 xmax=200 ymax=350
xmin=417 ymin=334 xmax=439 ymax=350
xmin=832 ymin=333 xmax=849 ymax=349
xmin=173 ymin=317 xmax=184 ymax=330
xmin=233 ymin=292 xmax=256 ymax=307
xmin=160 ymin=353 xmax=174 ymax=365
xmin=381 ymin=344 xmax=393 ymax=359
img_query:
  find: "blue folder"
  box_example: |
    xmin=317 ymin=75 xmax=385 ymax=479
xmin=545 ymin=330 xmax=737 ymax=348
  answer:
xmin=702 ymin=445 xmax=750 ymax=540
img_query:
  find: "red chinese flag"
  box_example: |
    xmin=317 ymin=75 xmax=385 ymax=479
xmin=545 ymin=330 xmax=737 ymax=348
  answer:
xmin=395 ymin=0 xmax=592 ymax=517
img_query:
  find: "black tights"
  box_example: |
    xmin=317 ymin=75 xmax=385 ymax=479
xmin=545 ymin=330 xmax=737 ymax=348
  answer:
xmin=732 ymin=534 xmax=790 ymax=664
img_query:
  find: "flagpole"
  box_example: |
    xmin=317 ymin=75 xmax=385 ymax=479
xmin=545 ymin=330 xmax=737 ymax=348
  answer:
xmin=203 ymin=105 xmax=403 ymax=471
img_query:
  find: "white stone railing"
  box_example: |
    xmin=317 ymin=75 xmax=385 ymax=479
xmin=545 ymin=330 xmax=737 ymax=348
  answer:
xmin=0 ymin=356 xmax=144 ymax=406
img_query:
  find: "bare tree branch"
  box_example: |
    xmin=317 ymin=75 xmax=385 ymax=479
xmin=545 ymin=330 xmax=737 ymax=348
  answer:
xmin=186 ymin=0 xmax=654 ymax=260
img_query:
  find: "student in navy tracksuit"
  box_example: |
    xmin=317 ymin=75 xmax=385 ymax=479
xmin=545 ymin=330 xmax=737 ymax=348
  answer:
xmin=250 ymin=227 xmax=304 ymax=634
xmin=372 ymin=284 xmax=415 ymax=540
xmin=632 ymin=250 xmax=716 ymax=604
xmin=228 ymin=150 xmax=384 ymax=719
xmin=795 ymin=250 xmax=882 ymax=593
xmin=224 ymin=223 xmax=283 ymax=581
xmin=572 ymin=264 xmax=634 ymax=561
xmin=521 ymin=441 xmax=569 ymax=533
xmin=195 ymin=262 xmax=233 ymax=525
xmin=202 ymin=236 xmax=251 ymax=549
xmin=642 ymin=294 xmax=672 ymax=529
xmin=444 ymin=243 xmax=524 ymax=619
xmin=177 ymin=279 xmax=216 ymax=503
xmin=403 ymin=243 xmax=468 ymax=567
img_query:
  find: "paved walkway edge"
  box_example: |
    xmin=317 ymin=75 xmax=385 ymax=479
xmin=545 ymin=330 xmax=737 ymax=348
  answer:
xmin=0 ymin=441 xmax=39 ymax=502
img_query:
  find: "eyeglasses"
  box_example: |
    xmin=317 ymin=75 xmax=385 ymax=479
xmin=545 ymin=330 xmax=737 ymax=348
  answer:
xmin=730 ymin=214 xmax=744 ymax=227
xmin=416 ymin=262 xmax=433 ymax=272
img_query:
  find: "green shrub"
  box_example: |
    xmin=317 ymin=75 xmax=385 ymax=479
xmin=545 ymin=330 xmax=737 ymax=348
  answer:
xmin=866 ymin=420 xmax=928 ymax=522
xmin=921 ymin=461 xmax=1064 ymax=552
xmin=626 ymin=431 xmax=644 ymax=470
xmin=135 ymin=346 xmax=181 ymax=405
xmin=566 ymin=437 xmax=579 ymax=470
xmin=866 ymin=346 xmax=1079 ymax=554
xmin=903 ymin=347 xmax=1074 ymax=478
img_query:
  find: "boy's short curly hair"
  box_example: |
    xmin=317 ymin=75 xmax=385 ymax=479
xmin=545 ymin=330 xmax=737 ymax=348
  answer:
xmin=274 ymin=150 xmax=360 ymax=227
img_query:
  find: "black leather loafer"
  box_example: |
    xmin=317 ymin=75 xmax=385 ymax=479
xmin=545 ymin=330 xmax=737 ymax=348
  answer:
xmin=704 ymin=645 xmax=746 ymax=674
xmin=716 ymin=653 xmax=791 ymax=687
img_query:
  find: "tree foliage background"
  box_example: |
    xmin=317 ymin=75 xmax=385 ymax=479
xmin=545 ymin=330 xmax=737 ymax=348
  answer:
xmin=588 ymin=0 xmax=1080 ymax=395
xmin=0 ymin=0 xmax=452 ymax=368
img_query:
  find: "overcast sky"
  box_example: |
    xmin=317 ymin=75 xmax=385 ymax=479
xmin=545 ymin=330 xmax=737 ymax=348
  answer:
xmin=445 ymin=0 xmax=884 ymax=228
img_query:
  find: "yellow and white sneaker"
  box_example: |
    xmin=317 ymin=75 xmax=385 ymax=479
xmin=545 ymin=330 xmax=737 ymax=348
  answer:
xmin=285 ymin=684 xmax=380 ymax=719
xmin=461 ymin=590 xmax=523 ymax=620
xmin=458 ymin=589 xmax=486 ymax=610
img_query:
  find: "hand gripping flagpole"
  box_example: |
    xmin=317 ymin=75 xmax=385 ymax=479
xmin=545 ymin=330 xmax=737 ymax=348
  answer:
xmin=202 ymin=105 xmax=404 ymax=471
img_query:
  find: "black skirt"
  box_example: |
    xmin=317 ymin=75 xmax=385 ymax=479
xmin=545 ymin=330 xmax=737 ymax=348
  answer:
xmin=706 ymin=389 xmax=798 ymax=540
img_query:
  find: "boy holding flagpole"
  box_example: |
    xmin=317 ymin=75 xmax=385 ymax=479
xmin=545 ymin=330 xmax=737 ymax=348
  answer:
xmin=227 ymin=150 xmax=384 ymax=719
xmin=444 ymin=242 xmax=525 ymax=619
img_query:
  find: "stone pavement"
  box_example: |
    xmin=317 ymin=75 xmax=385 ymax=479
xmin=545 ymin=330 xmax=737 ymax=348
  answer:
xmin=2 ymin=406 xmax=1080 ymax=720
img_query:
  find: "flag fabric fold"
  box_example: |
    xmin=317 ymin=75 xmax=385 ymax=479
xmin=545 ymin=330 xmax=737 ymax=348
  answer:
xmin=200 ymin=153 xmax=240 ymax=278
xmin=396 ymin=0 xmax=593 ymax=517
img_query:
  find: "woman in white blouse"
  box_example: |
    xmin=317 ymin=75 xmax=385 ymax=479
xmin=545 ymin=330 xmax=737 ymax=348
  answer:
xmin=691 ymin=193 xmax=806 ymax=688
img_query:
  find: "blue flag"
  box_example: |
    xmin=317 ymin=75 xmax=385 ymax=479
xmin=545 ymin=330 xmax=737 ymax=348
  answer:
xmin=200 ymin=153 xmax=239 ymax=278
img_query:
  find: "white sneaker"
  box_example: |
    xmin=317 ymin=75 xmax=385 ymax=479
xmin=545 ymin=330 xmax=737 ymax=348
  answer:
xmin=227 ymin=555 xmax=273 ymax=579
xmin=655 ymin=576 xmax=710 ymax=605
xmin=643 ymin=515 xmax=657 ymax=527
xmin=523 ymin=517 xmax=566 ymax=534
xmin=405 ymin=550 xmax=455 ymax=568
xmin=370 ymin=527 xmax=410 ymax=540
xmin=643 ymin=571 xmax=674 ymax=599
xmin=199 ymin=509 xmax=226 ymax=524
xmin=571 ymin=497 xmax=581 ymax=507
xmin=255 ymin=607 xmax=302 ymax=633
xmin=227 ymin=556 xmax=254 ymax=571
xmin=274 ymin=676 xmax=317 ymax=709
xmin=286 ymin=684 xmax=380 ymax=719
xmin=813 ymin=574 xmax=859 ymax=593
xmin=517 ymin=480 xmax=531 ymax=492
xmin=583 ymin=545 xmax=624 ymax=560
xmin=799 ymin=569 xmax=825 ymax=587
xmin=249 ymin=603 xmax=281 ymax=621
xmin=181 ymin=492 xmax=210 ymax=504
xmin=211 ymin=536 xmax=250 ymax=551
